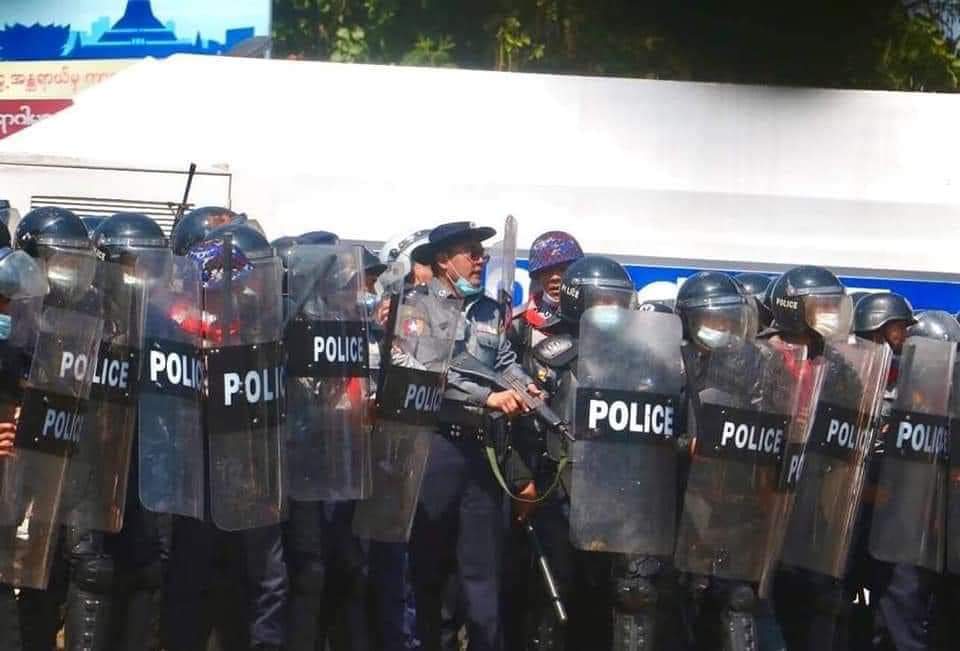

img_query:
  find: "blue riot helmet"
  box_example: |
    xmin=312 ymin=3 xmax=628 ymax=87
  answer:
xmin=170 ymin=206 xmax=245 ymax=256
xmin=15 ymin=207 xmax=91 ymax=259
xmin=92 ymin=213 xmax=168 ymax=265
xmin=296 ymin=231 xmax=340 ymax=246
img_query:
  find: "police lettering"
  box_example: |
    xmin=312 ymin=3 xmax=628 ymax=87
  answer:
xmin=42 ymin=407 xmax=83 ymax=444
xmin=223 ymin=366 xmax=285 ymax=407
xmin=59 ymin=351 xmax=89 ymax=381
xmin=149 ymin=350 xmax=202 ymax=388
xmin=825 ymin=418 xmax=858 ymax=450
xmin=587 ymin=399 xmax=674 ymax=437
xmin=896 ymin=420 xmax=948 ymax=457
xmin=775 ymin=297 xmax=799 ymax=310
xmin=784 ymin=451 xmax=805 ymax=486
xmin=314 ymin=335 xmax=364 ymax=364
xmin=403 ymin=383 xmax=443 ymax=413
xmin=719 ymin=420 xmax=783 ymax=455
xmin=92 ymin=355 xmax=129 ymax=389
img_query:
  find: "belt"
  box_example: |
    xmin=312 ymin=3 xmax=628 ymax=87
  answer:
xmin=437 ymin=421 xmax=485 ymax=442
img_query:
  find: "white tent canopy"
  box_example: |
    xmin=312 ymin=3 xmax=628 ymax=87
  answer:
xmin=2 ymin=54 xmax=958 ymax=275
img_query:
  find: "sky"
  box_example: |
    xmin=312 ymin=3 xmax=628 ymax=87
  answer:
xmin=0 ymin=0 xmax=271 ymax=39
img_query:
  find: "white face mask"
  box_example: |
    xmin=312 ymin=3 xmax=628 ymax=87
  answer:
xmin=694 ymin=325 xmax=735 ymax=350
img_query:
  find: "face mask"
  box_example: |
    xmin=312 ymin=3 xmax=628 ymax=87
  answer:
xmin=591 ymin=306 xmax=622 ymax=329
xmin=694 ymin=325 xmax=734 ymax=350
xmin=447 ymin=268 xmax=482 ymax=297
xmin=540 ymin=291 xmax=559 ymax=309
xmin=0 ymin=314 xmax=11 ymax=341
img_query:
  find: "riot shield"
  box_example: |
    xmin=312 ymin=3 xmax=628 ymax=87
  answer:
xmin=0 ymin=260 xmax=103 ymax=589
xmin=485 ymin=215 xmax=518 ymax=320
xmin=204 ymin=244 xmax=287 ymax=531
xmin=284 ymin=244 xmax=371 ymax=501
xmin=780 ymin=337 xmax=892 ymax=578
xmin=568 ymin=308 xmax=684 ymax=555
xmin=137 ymin=251 xmax=205 ymax=520
xmin=869 ymin=337 xmax=954 ymax=572
xmin=353 ymin=289 xmax=462 ymax=543
xmin=947 ymin=358 xmax=960 ymax=574
xmin=675 ymin=340 xmax=805 ymax=585
xmin=63 ymin=259 xmax=145 ymax=532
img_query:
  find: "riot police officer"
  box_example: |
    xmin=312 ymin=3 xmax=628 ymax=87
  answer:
xmin=0 ymin=242 xmax=50 ymax=651
xmin=407 ymin=221 xmax=539 ymax=651
xmin=61 ymin=213 xmax=171 ymax=651
xmin=169 ymin=206 xmax=245 ymax=257
xmin=852 ymin=293 xmax=915 ymax=354
xmin=163 ymin=222 xmax=288 ymax=651
xmin=675 ymin=272 xmax=784 ymax=651
xmin=520 ymin=255 xmax=646 ymax=650
xmin=765 ymin=266 xmax=887 ymax=651
xmin=14 ymin=207 xmax=100 ymax=651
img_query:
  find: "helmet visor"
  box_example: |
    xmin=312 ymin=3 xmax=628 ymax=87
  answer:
xmin=687 ymin=303 xmax=757 ymax=350
xmin=804 ymin=293 xmax=853 ymax=339
xmin=580 ymin=285 xmax=636 ymax=312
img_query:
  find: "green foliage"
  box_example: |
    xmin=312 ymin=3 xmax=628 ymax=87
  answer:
xmin=271 ymin=0 xmax=960 ymax=91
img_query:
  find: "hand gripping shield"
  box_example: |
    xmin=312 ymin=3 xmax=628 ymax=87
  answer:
xmin=137 ymin=251 xmax=205 ymax=520
xmin=0 ymin=250 xmax=102 ymax=589
xmin=353 ymin=289 xmax=462 ymax=543
xmin=780 ymin=337 xmax=892 ymax=578
xmin=284 ymin=244 xmax=371 ymax=501
xmin=203 ymin=241 xmax=287 ymax=531
xmin=568 ymin=308 xmax=684 ymax=555
xmin=869 ymin=337 xmax=954 ymax=572
xmin=675 ymin=339 xmax=805 ymax=588
xmin=63 ymin=259 xmax=145 ymax=533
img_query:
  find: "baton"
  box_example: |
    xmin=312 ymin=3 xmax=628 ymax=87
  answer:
xmin=524 ymin=520 xmax=567 ymax=625
xmin=171 ymin=162 xmax=198 ymax=231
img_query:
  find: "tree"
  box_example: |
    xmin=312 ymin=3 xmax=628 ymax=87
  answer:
xmin=270 ymin=0 xmax=960 ymax=91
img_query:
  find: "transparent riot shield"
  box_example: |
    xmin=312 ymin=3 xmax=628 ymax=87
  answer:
xmin=485 ymin=215 xmax=518 ymax=320
xmin=780 ymin=337 xmax=892 ymax=578
xmin=869 ymin=337 xmax=954 ymax=572
xmin=0 ymin=252 xmax=47 ymax=532
xmin=675 ymin=340 xmax=805 ymax=585
xmin=0 ymin=297 xmax=103 ymax=589
xmin=947 ymin=359 xmax=960 ymax=574
xmin=284 ymin=244 xmax=371 ymax=501
xmin=137 ymin=251 xmax=205 ymax=520
xmin=204 ymin=246 xmax=287 ymax=531
xmin=353 ymin=289 xmax=463 ymax=543
xmin=568 ymin=308 xmax=684 ymax=555
xmin=63 ymin=259 xmax=145 ymax=532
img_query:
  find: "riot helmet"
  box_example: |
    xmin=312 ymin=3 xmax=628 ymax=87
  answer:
xmin=170 ymin=206 xmax=245 ymax=256
xmin=92 ymin=213 xmax=168 ymax=264
xmin=768 ymin=266 xmax=852 ymax=338
xmin=908 ymin=310 xmax=960 ymax=343
xmin=15 ymin=207 xmax=91 ymax=259
xmin=676 ymin=271 xmax=757 ymax=350
xmin=204 ymin=223 xmax=274 ymax=262
xmin=528 ymin=231 xmax=583 ymax=275
xmin=559 ymin=255 xmax=635 ymax=323
xmin=734 ymin=272 xmax=774 ymax=332
xmin=638 ymin=300 xmax=675 ymax=314
xmin=852 ymin=292 xmax=915 ymax=352
xmin=296 ymin=231 xmax=340 ymax=246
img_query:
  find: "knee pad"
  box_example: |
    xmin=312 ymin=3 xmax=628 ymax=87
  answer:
xmin=291 ymin=559 xmax=325 ymax=596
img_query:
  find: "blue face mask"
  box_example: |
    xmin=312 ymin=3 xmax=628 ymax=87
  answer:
xmin=0 ymin=314 xmax=11 ymax=341
xmin=447 ymin=269 xmax=483 ymax=297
